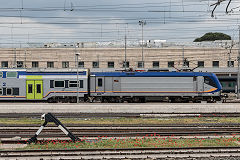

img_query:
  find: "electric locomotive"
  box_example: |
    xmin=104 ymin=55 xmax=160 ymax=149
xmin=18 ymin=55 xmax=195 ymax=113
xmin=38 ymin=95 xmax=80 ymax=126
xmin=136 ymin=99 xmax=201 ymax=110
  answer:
xmin=0 ymin=68 xmax=222 ymax=103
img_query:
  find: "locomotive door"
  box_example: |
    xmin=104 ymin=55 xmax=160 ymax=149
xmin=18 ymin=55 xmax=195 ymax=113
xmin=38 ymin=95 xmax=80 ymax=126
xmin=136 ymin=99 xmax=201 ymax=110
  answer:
xmin=96 ymin=77 xmax=104 ymax=93
xmin=26 ymin=80 xmax=43 ymax=99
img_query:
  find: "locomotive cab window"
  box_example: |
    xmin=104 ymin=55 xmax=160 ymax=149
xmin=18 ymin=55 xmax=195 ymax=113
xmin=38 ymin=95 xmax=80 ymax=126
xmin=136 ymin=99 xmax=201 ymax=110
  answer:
xmin=98 ymin=78 xmax=102 ymax=87
xmin=204 ymin=76 xmax=217 ymax=88
xmin=55 ymin=81 xmax=64 ymax=88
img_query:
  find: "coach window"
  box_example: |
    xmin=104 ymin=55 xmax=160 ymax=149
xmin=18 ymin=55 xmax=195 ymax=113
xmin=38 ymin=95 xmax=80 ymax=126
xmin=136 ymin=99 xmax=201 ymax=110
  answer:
xmin=0 ymin=72 xmax=3 ymax=78
xmin=13 ymin=88 xmax=19 ymax=95
xmin=55 ymin=81 xmax=65 ymax=88
xmin=98 ymin=78 xmax=102 ymax=87
xmin=6 ymin=88 xmax=12 ymax=95
xmin=28 ymin=84 xmax=33 ymax=93
xmin=7 ymin=72 xmax=17 ymax=78
xmin=0 ymin=88 xmax=2 ymax=95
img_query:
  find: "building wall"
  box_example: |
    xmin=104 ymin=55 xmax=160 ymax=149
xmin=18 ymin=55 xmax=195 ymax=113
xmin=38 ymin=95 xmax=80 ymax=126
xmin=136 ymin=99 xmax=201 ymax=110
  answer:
xmin=0 ymin=47 xmax=237 ymax=69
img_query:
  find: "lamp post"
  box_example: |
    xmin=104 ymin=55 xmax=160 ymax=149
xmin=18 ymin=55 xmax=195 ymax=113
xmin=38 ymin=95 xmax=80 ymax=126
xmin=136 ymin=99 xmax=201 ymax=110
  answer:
xmin=139 ymin=20 xmax=146 ymax=68
xmin=75 ymin=53 xmax=80 ymax=103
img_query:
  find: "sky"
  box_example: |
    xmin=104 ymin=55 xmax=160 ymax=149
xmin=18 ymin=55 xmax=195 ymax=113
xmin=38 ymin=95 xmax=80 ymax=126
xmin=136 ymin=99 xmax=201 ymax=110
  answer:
xmin=0 ymin=0 xmax=239 ymax=47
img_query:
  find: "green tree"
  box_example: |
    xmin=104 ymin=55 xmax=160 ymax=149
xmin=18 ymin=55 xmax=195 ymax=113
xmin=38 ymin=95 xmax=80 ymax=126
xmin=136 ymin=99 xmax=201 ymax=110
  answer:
xmin=194 ymin=32 xmax=231 ymax=42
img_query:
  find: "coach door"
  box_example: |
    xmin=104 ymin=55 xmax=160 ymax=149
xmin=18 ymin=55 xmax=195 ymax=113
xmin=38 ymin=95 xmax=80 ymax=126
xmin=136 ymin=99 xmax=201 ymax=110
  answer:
xmin=26 ymin=80 xmax=43 ymax=99
xmin=96 ymin=77 xmax=104 ymax=92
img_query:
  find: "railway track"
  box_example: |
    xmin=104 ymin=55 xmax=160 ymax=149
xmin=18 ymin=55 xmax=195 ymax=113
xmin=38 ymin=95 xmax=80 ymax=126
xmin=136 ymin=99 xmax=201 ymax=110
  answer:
xmin=1 ymin=147 xmax=240 ymax=159
xmin=1 ymin=125 xmax=240 ymax=138
xmin=1 ymin=112 xmax=240 ymax=118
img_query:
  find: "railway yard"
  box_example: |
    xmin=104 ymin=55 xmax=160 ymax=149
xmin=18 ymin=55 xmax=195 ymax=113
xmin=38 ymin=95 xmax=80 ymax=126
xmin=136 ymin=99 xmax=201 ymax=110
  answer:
xmin=1 ymin=103 xmax=240 ymax=159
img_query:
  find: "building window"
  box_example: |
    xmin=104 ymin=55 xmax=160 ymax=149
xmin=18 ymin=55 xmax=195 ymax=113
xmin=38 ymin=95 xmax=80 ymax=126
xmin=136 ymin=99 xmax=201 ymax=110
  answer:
xmin=62 ymin=61 xmax=69 ymax=68
xmin=168 ymin=61 xmax=174 ymax=68
xmin=152 ymin=61 xmax=159 ymax=68
xmin=123 ymin=61 xmax=129 ymax=68
xmin=93 ymin=61 xmax=99 ymax=68
xmin=47 ymin=62 xmax=54 ymax=68
xmin=227 ymin=61 xmax=234 ymax=67
xmin=198 ymin=61 xmax=204 ymax=68
xmin=78 ymin=61 xmax=84 ymax=68
xmin=32 ymin=61 xmax=39 ymax=68
xmin=138 ymin=61 xmax=144 ymax=68
xmin=108 ymin=61 xmax=114 ymax=68
xmin=1 ymin=61 xmax=8 ymax=68
xmin=55 ymin=81 xmax=64 ymax=88
xmin=17 ymin=61 xmax=23 ymax=68
xmin=183 ymin=60 xmax=189 ymax=67
xmin=212 ymin=61 xmax=219 ymax=68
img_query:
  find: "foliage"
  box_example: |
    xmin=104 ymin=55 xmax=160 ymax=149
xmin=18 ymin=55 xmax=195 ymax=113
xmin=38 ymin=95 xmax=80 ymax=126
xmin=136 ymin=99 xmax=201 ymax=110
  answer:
xmin=24 ymin=136 xmax=240 ymax=150
xmin=2 ymin=116 xmax=240 ymax=125
xmin=194 ymin=32 xmax=231 ymax=42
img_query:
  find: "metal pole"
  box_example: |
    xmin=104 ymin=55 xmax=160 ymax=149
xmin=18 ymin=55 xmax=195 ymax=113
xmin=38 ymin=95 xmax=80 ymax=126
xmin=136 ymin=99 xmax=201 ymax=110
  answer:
xmin=237 ymin=25 xmax=240 ymax=98
xmin=76 ymin=53 xmax=79 ymax=103
xmin=141 ymin=22 xmax=144 ymax=67
xmin=182 ymin=46 xmax=184 ymax=68
xmin=124 ymin=35 xmax=127 ymax=70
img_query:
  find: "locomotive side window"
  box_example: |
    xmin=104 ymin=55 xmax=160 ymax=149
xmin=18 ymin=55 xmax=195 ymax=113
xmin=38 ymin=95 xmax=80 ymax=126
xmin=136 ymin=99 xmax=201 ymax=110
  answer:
xmin=69 ymin=81 xmax=78 ymax=87
xmin=6 ymin=88 xmax=12 ymax=95
xmin=28 ymin=84 xmax=33 ymax=93
xmin=204 ymin=76 xmax=217 ymax=88
xmin=55 ymin=81 xmax=64 ymax=88
xmin=98 ymin=78 xmax=102 ymax=87
xmin=7 ymin=72 xmax=17 ymax=78
xmin=80 ymin=80 xmax=83 ymax=88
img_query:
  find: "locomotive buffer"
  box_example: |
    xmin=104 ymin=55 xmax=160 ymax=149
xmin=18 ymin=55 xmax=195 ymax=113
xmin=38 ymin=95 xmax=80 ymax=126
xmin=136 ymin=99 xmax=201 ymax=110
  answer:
xmin=28 ymin=113 xmax=79 ymax=143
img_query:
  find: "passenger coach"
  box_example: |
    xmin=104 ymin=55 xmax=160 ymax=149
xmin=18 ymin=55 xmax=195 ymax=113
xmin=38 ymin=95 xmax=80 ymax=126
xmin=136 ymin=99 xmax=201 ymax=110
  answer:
xmin=0 ymin=68 xmax=89 ymax=102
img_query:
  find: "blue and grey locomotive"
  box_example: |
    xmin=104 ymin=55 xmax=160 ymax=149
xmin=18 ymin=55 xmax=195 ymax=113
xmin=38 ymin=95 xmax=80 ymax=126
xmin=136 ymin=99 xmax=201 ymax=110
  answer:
xmin=0 ymin=68 xmax=222 ymax=103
